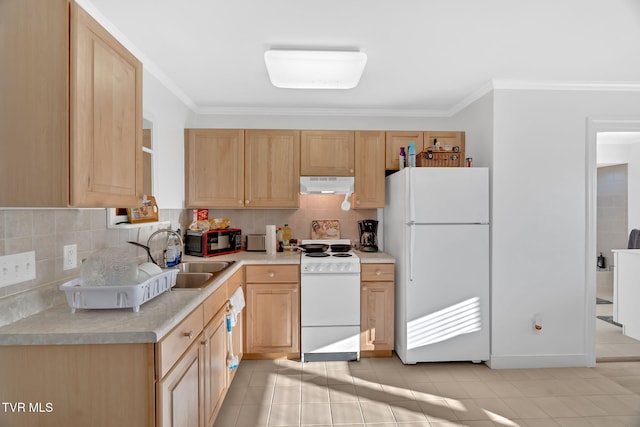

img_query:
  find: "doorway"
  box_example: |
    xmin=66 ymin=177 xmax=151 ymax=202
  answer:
xmin=588 ymin=121 xmax=640 ymax=362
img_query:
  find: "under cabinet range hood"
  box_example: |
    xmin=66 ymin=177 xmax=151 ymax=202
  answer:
xmin=300 ymin=176 xmax=354 ymax=194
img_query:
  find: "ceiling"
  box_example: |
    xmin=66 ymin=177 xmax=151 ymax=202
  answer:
xmin=84 ymin=0 xmax=640 ymax=116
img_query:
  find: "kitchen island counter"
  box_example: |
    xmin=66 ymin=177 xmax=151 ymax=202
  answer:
xmin=0 ymin=251 xmax=300 ymax=346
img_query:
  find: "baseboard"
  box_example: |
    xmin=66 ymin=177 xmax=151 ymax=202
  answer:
xmin=488 ymin=353 xmax=592 ymax=369
xmin=596 ymin=356 xmax=640 ymax=363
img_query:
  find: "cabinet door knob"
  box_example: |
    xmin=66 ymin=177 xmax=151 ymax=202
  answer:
xmin=349 ymin=169 xmax=354 ymax=173
xmin=183 ymin=331 xmax=194 ymax=339
xmin=268 ymin=272 xmax=275 ymax=278
xmin=376 ymin=270 xmax=382 ymax=276
xmin=201 ymin=338 xmax=209 ymax=346
xmin=245 ymin=199 xmax=250 ymax=204
xmin=238 ymin=200 xmax=243 ymax=205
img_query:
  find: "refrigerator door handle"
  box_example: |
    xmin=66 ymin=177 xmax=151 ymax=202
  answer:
xmin=408 ymin=168 xmax=415 ymax=223
xmin=409 ymin=223 xmax=415 ymax=281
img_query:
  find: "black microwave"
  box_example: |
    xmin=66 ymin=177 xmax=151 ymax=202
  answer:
xmin=184 ymin=228 xmax=242 ymax=257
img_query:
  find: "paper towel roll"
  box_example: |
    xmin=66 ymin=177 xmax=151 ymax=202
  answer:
xmin=265 ymin=225 xmax=276 ymax=254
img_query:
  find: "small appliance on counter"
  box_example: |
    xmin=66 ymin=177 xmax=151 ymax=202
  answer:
xmin=184 ymin=228 xmax=242 ymax=257
xmin=245 ymin=234 xmax=266 ymax=252
xmin=358 ymin=219 xmax=379 ymax=252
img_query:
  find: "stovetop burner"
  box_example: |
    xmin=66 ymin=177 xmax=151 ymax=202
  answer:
xmin=305 ymin=252 xmax=330 ymax=257
xmin=332 ymin=253 xmax=353 ymax=257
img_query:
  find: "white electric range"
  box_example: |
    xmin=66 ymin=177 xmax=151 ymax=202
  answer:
xmin=299 ymin=239 xmax=360 ymax=362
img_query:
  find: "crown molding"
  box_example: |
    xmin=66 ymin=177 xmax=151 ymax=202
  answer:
xmin=194 ymin=106 xmax=450 ymax=118
xmin=76 ymin=0 xmax=198 ymax=112
xmin=446 ymin=81 xmax=495 ymax=116
xmin=492 ymin=79 xmax=640 ymax=92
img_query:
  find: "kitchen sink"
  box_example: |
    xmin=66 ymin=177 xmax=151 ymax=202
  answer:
xmin=176 ymin=261 xmax=235 ymax=274
xmin=172 ymin=261 xmax=236 ymax=290
xmin=173 ymin=272 xmax=214 ymax=289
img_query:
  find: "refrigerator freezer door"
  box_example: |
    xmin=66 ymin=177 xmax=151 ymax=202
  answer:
xmin=408 ymin=168 xmax=489 ymax=224
xmin=403 ymin=224 xmax=490 ymax=363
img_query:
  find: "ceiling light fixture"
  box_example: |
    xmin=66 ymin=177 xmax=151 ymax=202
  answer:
xmin=264 ymin=49 xmax=367 ymax=89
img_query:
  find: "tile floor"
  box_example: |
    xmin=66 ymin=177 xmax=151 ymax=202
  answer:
xmin=596 ymin=282 xmax=640 ymax=361
xmin=214 ymin=356 xmax=640 ymax=427
xmin=214 ymin=280 xmax=640 ymax=427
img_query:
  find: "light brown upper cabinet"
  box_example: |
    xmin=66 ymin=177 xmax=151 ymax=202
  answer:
xmin=185 ymin=129 xmax=245 ymax=208
xmin=354 ymin=131 xmax=386 ymax=208
xmin=385 ymin=131 xmax=424 ymax=170
xmin=0 ymin=0 xmax=143 ymax=207
xmin=300 ymin=130 xmax=355 ymax=176
xmin=244 ymin=130 xmax=300 ymax=208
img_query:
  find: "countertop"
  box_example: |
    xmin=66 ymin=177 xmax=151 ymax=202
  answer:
xmin=0 ymin=250 xmax=394 ymax=347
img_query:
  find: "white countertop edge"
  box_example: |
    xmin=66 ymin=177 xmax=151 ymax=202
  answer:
xmin=0 ymin=250 xmax=393 ymax=346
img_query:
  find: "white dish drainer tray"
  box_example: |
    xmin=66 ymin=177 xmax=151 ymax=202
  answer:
xmin=60 ymin=269 xmax=179 ymax=313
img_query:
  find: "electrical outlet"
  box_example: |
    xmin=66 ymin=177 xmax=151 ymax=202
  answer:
xmin=63 ymin=244 xmax=77 ymax=271
xmin=0 ymin=251 xmax=37 ymax=288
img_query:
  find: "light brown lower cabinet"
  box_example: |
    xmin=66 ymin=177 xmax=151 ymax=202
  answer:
xmin=202 ymin=308 xmax=228 ymax=427
xmin=244 ymin=265 xmax=300 ymax=358
xmin=360 ymin=263 xmax=395 ymax=357
xmin=0 ymin=272 xmax=244 ymax=427
xmin=157 ymin=303 xmax=229 ymax=427
xmin=0 ymin=343 xmax=155 ymax=427
xmin=158 ymin=335 xmax=203 ymax=427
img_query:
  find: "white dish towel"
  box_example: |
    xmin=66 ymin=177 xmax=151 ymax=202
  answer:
xmin=228 ymin=287 xmax=245 ymax=327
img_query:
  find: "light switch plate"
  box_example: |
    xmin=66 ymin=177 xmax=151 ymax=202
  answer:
xmin=0 ymin=251 xmax=37 ymax=288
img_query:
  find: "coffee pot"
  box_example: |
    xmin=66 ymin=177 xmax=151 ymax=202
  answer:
xmin=358 ymin=219 xmax=378 ymax=252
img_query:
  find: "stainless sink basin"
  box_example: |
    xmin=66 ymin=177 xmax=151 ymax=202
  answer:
xmin=173 ymin=272 xmax=214 ymax=289
xmin=172 ymin=261 xmax=236 ymax=290
xmin=176 ymin=261 xmax=235 ymax=274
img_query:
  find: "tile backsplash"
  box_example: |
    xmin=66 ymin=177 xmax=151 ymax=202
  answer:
xmin=0 ymin=208 xmax=184 ymax=325
xmin=0 ymin=199 xmax=377 ymax=325
xmin=200 ymin=194 xmax=378 ymax=244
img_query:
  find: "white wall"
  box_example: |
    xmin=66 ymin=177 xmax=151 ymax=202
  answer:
xmin=490 ymin=89 xmax=640 ymax=368
xmin=143 ymin=71 xmax=194 ymax=208
xmin=597 ymin=143 xmax=630 ymax=166
xmin=192 ymin=114 xmax=451 ymax=132
xmin=449 ymin=92 xmax=494 ymax=170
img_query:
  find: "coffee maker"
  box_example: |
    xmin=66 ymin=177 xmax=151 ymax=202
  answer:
xmin=358 ymin=220 xmax=379 ymax=252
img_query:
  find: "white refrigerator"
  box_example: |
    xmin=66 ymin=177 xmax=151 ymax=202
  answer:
xmin=384 ymin=167 xmax=490 ymax=364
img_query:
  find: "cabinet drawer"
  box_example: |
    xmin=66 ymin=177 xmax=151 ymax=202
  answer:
xmin=157 ymin=305 xmax=204 ymax=379
xmin=203 ymin=282 xmax=228 ymax=326
xmin=246 ymin=265 xmax=299 ymax=283
xmin=361 ymin=264 xmax=395 ymax=282
xmin=227 ymin=268 xmax=244 ymax=295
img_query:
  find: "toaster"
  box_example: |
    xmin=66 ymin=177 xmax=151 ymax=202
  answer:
xmin=245 ymin=234 xmax=266 ymax=252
